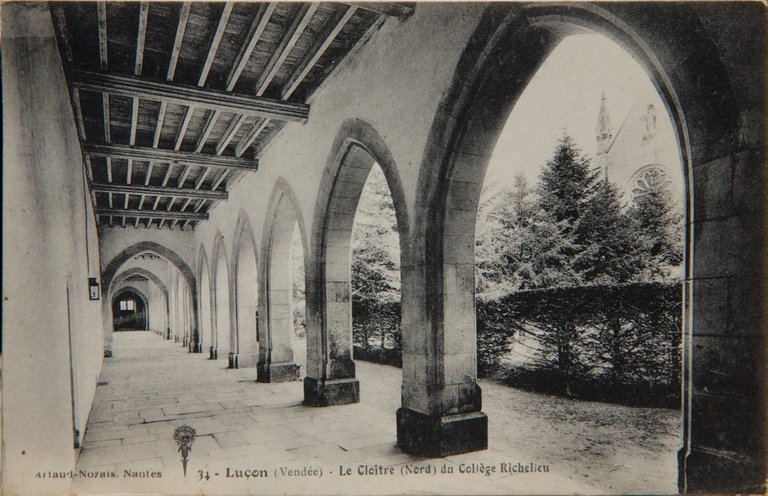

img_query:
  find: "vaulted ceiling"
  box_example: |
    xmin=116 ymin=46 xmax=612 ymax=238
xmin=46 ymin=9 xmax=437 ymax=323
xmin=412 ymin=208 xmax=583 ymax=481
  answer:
xmin=50 ymin=2 xmax=413 ymax=230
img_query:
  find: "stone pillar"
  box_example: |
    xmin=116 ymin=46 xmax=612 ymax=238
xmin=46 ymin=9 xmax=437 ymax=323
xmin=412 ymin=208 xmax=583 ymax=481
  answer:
xmin=259 ymin=202 xmax=301 ymax=382
xmin=397 ymin=258 xmax=487 ymax=457
xmin=680 ymin=150 xmax=766 ymax=493
xmin=303 ymin=227 xmax=359 ymax=405
xmin=258 ymin=233 xmax=299 ymax=382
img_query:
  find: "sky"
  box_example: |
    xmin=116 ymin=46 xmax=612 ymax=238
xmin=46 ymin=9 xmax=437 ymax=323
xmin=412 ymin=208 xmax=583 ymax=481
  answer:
xmin=484 ymin=33 xmax=673 ymax=190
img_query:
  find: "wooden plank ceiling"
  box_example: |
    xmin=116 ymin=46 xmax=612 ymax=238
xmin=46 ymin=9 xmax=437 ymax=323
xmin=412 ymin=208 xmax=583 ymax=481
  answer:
xmin=50 ymin=2 xmax=413 ymax=230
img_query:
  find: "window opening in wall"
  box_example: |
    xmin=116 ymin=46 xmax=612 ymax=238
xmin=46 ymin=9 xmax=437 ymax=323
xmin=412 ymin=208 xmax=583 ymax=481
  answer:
xmin=119 ymin=300 xmax=136 ymax=312
xmin=473 ymin=32 xmax=684 ymax=493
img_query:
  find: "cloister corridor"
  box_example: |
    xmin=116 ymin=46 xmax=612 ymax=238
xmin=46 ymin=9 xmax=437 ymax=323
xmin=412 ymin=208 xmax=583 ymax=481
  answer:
xmin=3 ymin=2 xmax=764 ymax=495
xmin=74 ymin=331 xmax=676 ymax=495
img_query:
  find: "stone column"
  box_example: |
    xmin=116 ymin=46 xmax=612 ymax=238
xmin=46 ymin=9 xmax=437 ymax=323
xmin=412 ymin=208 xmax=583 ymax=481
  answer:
xmin=397 ymin=258 xmax=487 ymax=456
xmin=258 ymin=209 xmax=300 ymax=381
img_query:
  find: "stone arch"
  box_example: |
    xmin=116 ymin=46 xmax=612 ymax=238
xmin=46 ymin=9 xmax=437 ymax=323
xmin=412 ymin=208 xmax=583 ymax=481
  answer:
xmin=304 ymin=118 xmax=409 ymax=405
xmin=110 ymin=267 xmax=169 ymax=301
xmin=197 ymin=245 xmax=214 ymax=356
xmin=231 ymin=211 xmax=260 ymax=368
xmin=111 ymin=267 xmax=170 ymax=338
xmin=113 ymin=286 xmax=148 ymax=307
xmin=408 ymin=2 xmax=751 ymax=489
xmin=102 ymin=241 xmax=198 ymax=354
xmin=112 ymin=287 xmax=148 ymax=331
xmin=210 ymin=232 xmax=233 ymax=362
xmin=258 ymin=177 xmax=310 ymax=382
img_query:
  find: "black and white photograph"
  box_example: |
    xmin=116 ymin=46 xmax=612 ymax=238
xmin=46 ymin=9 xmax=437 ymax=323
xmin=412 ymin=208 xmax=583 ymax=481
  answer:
xmin=2 ymin=1 xmax=766 ymax=495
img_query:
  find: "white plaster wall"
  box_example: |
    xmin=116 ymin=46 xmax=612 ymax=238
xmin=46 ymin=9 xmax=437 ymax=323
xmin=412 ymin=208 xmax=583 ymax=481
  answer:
xmin=2 ymin=3 xmax=104 ymax=494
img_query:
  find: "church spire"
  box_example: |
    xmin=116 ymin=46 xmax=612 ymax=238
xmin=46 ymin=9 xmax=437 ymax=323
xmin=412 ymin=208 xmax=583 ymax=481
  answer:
xmin=595 ymin=90 xmax=613 ymax=155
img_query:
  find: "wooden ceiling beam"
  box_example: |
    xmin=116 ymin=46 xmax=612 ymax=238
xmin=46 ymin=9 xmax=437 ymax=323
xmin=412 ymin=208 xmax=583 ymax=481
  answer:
xmin=216 ymin=114 xmax=245 ymax=155
xmin=83 ymin=143 xmax=259 ymax=171
xmin=255 ymin=3 xmax=319 ymax=96
xmin=91 ymin=183 xmax=228 ymax=200
xmin=195 ymin=110 xmax=220 ymax=153
xmin=211 ymin=170 xmax=229 ymax=190
xmin=50 ymin=5 xmax=74 ymax=63
xmin=96 ymin=207 xmax=208 ymax=221
xmin=71 ymin=70 xmax=309 ymax=123
xmin=199 ymin=3 xmax=234 ymax=87
xmin=51 ymin=6 xmax=97 ymax=187
xmin=177 ymin=166 xmax=192 ymax=188
xmin=175 ymin=4 xmax=234 ymax=159
xmin=97 ymin=2 xmax=108 ymax=70
xmin=235 ymin=118 xmax=269 ymax=157
xmin=144 ymin=162 xmax=154 ymax=186
xmin=226 ymin=3 xmax=277 ymax=91
xmin=135 ymin=3 xmax=149 ymax=76
xmin=344 ymin=2 xmax=414 ymax=19
xmin=281 ymin=5 xmax=357 ymax=100
xmin=194 ymin=168 xmax=211 ymax=189
xmin=167 ymin=3 xmax=191 ymax=80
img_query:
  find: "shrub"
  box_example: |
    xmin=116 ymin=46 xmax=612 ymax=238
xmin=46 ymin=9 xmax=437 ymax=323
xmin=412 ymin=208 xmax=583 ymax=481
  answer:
xmin=477 ymin=282 xmax=682 ymax=398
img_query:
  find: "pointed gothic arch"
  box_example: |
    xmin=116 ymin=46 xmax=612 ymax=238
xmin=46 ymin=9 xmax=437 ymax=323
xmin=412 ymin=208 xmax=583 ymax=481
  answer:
xmin=304 ymin=118 xmax=409 ymax=405
xmin=408 ymin=4 xmax=753 ymax=492
xmin=210 ymin=232 xmax=233 ymax=363
xmin=257 ymin=178 xmax=309 ymax=382
xmin=111 ymin=267 xmax=170 ymax=337
xmin=102 ymin=241 xmax=198 ymax=355
xmin=231 ymin=211 xmax=260 ymax=368
xmin=111 ymin=287 xmax=148 ymax=331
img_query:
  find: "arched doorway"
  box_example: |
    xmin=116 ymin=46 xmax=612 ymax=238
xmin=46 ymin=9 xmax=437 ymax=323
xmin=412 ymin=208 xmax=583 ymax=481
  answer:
xmin=112 ymin=288 xmax=147 ymax=331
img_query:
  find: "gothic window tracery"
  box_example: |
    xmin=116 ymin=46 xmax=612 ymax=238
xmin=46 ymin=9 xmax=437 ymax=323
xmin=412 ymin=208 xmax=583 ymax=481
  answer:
xmin=630 ymin=167 xmax=669 ymax=200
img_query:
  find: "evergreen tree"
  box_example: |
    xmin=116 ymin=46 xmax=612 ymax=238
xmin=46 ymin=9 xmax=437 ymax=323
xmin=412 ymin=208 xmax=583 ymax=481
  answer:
xmin=575 ymin=179 xmax=645 ymax=283
xmin=475 ymin=175 xmax=582 ymax=293
xmin=628 ymin=170 xmax=684 ymax=281
xmin=537 ymin=136 xmax=600 ymax=227
xmin=351 ymin=165 xmax=401 ymax=351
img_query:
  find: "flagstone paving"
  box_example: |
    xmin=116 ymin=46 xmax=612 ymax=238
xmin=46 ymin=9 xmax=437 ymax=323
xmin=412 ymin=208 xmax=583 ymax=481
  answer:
xmin=72 ymin=331 xmax=679 ymax=495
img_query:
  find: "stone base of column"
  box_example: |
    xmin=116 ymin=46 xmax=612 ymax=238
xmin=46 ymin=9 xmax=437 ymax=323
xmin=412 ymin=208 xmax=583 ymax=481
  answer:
xmin=209 ymin=346 xmax=218 ymax=360
xmin=396 ymin=408 xmax=487 ymax=457
xmin=679 ymin=447 xmax=766 ymax=494
xmin=303 ymin=377 xmax=359 ymax=406
xmin=257 ymin=361 xmax=300 ymax=382
xmin=237 ymin=352 xmax=258 ymax=368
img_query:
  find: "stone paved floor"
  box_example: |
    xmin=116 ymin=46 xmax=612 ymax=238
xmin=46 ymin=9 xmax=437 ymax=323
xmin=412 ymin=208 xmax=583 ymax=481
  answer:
xmin=72 ymin=331 xmax=679 ymax=495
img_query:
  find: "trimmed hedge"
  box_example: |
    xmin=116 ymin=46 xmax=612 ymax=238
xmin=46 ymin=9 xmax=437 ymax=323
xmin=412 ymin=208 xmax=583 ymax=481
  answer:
xmin=352 ymin=282 xmax=682 ymax=406
xmin=477 ymin=282 xmax=682 ymax=404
